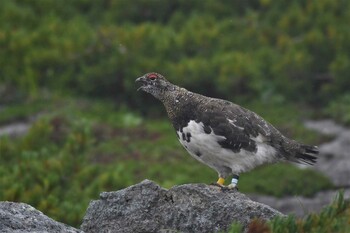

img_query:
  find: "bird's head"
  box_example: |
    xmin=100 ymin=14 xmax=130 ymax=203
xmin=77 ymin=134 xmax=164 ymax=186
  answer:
xmin=136 ymin=72 xmax=176 ymax=100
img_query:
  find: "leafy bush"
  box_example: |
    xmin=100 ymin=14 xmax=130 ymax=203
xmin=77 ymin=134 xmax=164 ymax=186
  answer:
xmin=1 ymin=0 xmax=350 ymax=112
xmin=325 ymin=94 xmax=350 ymax=126
xmin=270 ymin=191 xmax=350 ymax=233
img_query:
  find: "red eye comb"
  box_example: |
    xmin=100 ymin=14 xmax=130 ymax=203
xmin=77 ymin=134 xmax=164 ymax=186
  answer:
xmin=148 ymin=73 xmax=157 ymax=80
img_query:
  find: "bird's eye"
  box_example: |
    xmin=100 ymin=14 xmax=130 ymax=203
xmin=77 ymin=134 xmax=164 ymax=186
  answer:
xmin=148 ymin=74 xmax=157 ymax=80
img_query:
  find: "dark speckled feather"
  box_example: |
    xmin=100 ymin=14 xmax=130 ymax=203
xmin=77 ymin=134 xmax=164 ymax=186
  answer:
xmin=136 ymin=73 xmax=318 ymax=176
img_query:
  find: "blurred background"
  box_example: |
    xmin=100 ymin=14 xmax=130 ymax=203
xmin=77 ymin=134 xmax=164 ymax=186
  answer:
xmin=1 ymin=0 xmax=350 ymax=228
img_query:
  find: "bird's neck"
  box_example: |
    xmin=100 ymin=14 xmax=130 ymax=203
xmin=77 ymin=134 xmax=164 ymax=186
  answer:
xmin=161 ymin=87 xmax=199 ymax=123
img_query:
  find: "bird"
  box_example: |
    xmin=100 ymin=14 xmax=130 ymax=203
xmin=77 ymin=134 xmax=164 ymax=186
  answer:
xmin=136 ymin=72 xmax=318 ymax=189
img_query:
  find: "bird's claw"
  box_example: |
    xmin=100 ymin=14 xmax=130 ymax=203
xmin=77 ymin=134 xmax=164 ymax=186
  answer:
xmin=210 ymin=182 xmax=224 ymax=187
xmin=221 ymin=185 xmax=239 ymax=192
xmin=210 ymin=183 xmax=238 ymax=192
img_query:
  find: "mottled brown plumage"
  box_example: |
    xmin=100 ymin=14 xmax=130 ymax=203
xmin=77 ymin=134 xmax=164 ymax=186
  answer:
xmin=136 ymin=72 xmax=318 ymax=188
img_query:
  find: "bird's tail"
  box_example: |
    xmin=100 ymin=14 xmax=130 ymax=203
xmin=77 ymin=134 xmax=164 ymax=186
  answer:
xmin=294 ymin=144 xmax=318 ymax=165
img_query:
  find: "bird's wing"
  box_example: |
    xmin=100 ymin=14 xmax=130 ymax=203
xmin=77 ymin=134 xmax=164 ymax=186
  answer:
xmin=196 ymin=98 xmax=277 ymax=153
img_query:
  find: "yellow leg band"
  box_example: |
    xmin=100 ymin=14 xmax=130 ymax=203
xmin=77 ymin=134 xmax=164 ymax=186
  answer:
xmin=217 ymin=177 xmax=225 ymax=185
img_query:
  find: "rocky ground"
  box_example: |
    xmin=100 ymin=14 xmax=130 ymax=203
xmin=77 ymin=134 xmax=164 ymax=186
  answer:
xmin=0 ymin=202 xmax=82 ymax=233
xmin=1 ymin=180 xmax=281 ymax=233
xmin=81 ymin=180 xmax=282 ymax=233
xmin=0 ymin=122 xmax=30 ymax=138
xmin=306 ymin=120 xmax=350 ymax=188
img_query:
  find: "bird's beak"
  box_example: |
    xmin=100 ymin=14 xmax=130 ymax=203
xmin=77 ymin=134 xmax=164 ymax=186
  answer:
xmin=135 ymin=76 xmax=147 ymax=91
xmin=135 ymin=76 xmax=144 ymax=83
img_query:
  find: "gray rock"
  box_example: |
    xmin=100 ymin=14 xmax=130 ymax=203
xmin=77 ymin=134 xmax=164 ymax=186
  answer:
xmin=0 ymin=122 xmax=30 ymax=138
xmin=81 ymin=179 xmax=283 ymax=233
xmin=0 ymin=201 xmax=82 ymax=233
xmin=248 ymin=188 xmax=350 ymax=217
xmin=305 ymin=120 xmax=350 ymax=187
xmin=304 ymin=120 xmax=346 ymax=136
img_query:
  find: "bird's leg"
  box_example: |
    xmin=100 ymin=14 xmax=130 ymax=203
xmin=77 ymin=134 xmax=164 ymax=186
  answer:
xmin=227 ymin=174 xmax=239 ymax=190
xmin=210 ymin=177 xmax=225 ymax=187
xmin=217 ymin=177 xmax=225 ymax=186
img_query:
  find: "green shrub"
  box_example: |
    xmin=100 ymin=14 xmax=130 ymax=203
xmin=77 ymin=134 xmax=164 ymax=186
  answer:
xmin=325 ymin=94 xmax=350 ymax=126
xmin=1 ymin=0 xmax=350 ymax=110
xmin=270 ymin=192 xmax=350 ymax=233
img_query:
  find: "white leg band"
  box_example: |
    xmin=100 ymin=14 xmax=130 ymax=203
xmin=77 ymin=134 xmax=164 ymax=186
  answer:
xmin=231 ymin=178 xmax=239 ymax=185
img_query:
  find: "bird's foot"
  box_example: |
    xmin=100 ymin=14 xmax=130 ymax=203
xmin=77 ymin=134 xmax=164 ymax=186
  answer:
xmin=210 ymin=183 xmax=238 ymax=192
xmin=210 ymin=182 xmax=225 ymax=188
xmin=209 ymin=177 xmax=238 ymax=192
xmin=209 ymin=176 xmax=239 ymax=191
xmin=225 ymin=183 xmax=239 ymax=191
xmin=224 ymin=175 xmax=239 ymax=191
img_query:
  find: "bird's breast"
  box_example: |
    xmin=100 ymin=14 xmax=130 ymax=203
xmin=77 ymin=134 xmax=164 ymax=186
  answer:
xmin=177 ymin=120 xmax=226 ymax=158
xmin=176 ymin=120 xmax=278 ymax=173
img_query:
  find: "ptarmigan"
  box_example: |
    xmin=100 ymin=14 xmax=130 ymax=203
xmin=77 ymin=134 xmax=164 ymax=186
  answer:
xmin=136 ymin=72 xmax=318 ymax=189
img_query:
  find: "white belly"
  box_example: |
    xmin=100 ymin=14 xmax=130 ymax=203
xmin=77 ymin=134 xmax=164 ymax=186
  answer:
xmin=177 ymin=120 xmax=277 ymax=175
